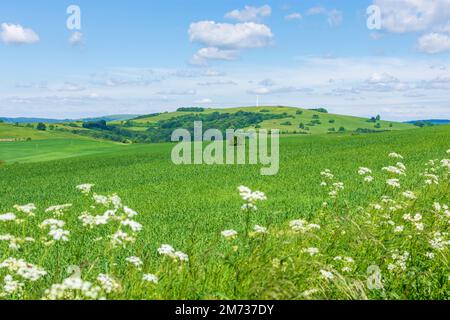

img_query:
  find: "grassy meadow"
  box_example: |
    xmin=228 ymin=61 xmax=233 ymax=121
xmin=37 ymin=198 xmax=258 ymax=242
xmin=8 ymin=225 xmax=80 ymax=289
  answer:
xmin=0 ymin=120 xmax=449 ymax=299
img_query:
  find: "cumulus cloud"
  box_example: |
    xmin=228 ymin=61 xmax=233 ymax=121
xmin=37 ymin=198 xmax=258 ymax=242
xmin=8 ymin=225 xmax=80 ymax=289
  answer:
xmin=0 ymin=23 xmax=39 ymax=44
xmin=194 ymin=98 xmax=213 ymax=104
xmin=225 ymin=5 xmax=271 ymax=22
xmin=188 ymin=20 xmax=273 ymax=64
xmin=189 ymin=21 xmax=273 ymax=49
xmin=191 ymin=47 xmax=239 ymax=65
xmin=373 ymin=0 xmax=450 ymax=33
xmin=248 ymin=86 xmax=313 ymax=95
xmin=307 ymin=7 xmax=343 ymax=27
xmin=362 ymin=72 xmax=411 ymax=92
xmin=285 ymin=13 xmax=302 ymax=21
xmin=417 ymin=33 xmax=450 ymax=54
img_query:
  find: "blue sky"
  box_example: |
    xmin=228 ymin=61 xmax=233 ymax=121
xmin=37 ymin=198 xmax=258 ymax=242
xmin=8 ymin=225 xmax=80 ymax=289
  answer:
xmin=1 ymin=0 xmax=450 ymax=120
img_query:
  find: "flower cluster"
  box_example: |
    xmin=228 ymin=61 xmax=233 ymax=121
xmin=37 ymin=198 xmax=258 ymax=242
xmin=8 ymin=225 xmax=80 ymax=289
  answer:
xmin=238 ymin=186 xmax=267 ymax=211
xmin=157 ymin=244 xmax=189 ymax=262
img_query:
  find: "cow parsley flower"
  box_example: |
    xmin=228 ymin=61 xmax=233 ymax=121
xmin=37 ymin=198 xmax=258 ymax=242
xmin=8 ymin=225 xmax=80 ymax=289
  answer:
xmin=76 ymin=184 xmax=95 ymax=195
xmin=13 ymin=204 xmax=36 ymax=216
xmin=221 ymin=230 xmax=238 ymax=239
xmin=0 ymin=258 xmax=47 ymax=281
xmin=0 ymin=213 xmax=16 ymax=222
xmin=43 ymin=277 xmax=102 ymax=300
xmin=290 ymin=219 xmax=321 ymax=233
xmin=157 ymin=244 xmax=189 ymax=262
xmin=45 ymin=204 xmax=72 ymax=217
xmin=402 ymin=191 xmax=417 ymax=200
xmin=143 ymin=274 xmax=158 ymax=284
xmin=238 ymin=186 xmax=267 ymax=211
xmin=358 ymin=167 xmax=372 ymax=175
xmin=320 ymin=269 xmax=334 ymax=280
xmin=364 ymin=176 xmax=374 ymax=183
xmin=386 ymin=179 xmax=401 ymax=188
xmin=48 ymin=228 xmax=70 ymax=242
xmin=303 ymin=247 xmax=319 ymax=256
xmin=121 ymin=219 xmax=142 ymax=232
xmin=253 ymin=225 xmax=268 ymax=234
xmin=97 ymin=274 xmax=121 ymax=293
xmin=126 ymin=256 xmax=143 ymax=268
xmin=110 ymin=230 xmax=135 ymax=248
xmin=389 ymin=152 xmax=403 ymax=159
xmin=3 ymin=275 xmax=24 ymax=295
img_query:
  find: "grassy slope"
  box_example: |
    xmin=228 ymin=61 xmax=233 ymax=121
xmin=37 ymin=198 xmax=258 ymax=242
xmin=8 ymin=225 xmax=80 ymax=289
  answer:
xmin=0 ymin=123 xmax=127 ymax=164
xmin=130 ymin=106 xmax=415 ymax=134
xmin=0 ymin=123 xmax=71 ymax=140
xmin=0 ymin=125 xmax=448 ymax=299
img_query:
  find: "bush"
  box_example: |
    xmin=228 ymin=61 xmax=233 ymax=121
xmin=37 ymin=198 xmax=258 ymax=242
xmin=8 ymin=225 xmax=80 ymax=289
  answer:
xmin=36 ymin=123 xmax=47 ymax=131
xmin=296 ymin=110 xmax=303 ymax=115
xmin=309 ymin=108 xmax=328 ymax=113
xmin=281 ymin=121 xmax=292 ymax=126
xmin=338 ymin=127 xmax=346 ymax=132
xmin=177 ymin=107 xmax=205 ymax=112
xmin=329 ymin=119 xmax=335 ymax=124
xmin=312 ymin=115 xmax=320 ymax=119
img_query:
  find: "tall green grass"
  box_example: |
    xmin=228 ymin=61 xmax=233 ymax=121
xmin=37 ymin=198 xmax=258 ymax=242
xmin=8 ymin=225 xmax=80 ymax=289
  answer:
xmin=0 ymin=126 xmax=448 ymax=299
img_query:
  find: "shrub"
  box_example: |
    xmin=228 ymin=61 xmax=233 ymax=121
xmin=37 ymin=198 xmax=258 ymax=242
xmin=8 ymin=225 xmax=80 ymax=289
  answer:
xmin=36 ymin=123 xmax=47 ymax=131
xmin=296 ymin=110 xmax=304 ymax=115
xmin=329 ymin=119 xmax=335 ymax=124
xmin=177 ymin=107 xmax=205 ymax=112
xmin=281 ymin=121 xmax=292 ymax=126
xmin=309 ymin=108 xmax=328 ymax=113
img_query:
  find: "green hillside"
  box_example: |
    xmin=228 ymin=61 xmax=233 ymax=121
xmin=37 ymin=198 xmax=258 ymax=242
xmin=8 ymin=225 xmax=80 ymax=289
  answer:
xmin=129 ymin=106 xmax=415 ymax=135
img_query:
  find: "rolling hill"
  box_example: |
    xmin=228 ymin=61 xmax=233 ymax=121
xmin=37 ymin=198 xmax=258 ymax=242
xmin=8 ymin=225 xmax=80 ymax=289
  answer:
xmin=120 ymin=106 xmax=416 ymax=137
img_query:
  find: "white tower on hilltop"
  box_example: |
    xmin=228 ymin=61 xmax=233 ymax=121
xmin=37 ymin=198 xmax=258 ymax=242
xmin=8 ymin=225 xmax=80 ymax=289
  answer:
xmin=256 ymin=95 xmax=260 ymax=107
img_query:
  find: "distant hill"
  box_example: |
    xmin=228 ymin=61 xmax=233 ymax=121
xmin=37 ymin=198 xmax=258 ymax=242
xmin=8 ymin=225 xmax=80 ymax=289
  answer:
xmin=0 ymin=114 xmax=139 ymax=124
xmin=0 ymin=117 xmax=72 ymax=124
xmin=405 ymin=119 xmax=450 ymax=125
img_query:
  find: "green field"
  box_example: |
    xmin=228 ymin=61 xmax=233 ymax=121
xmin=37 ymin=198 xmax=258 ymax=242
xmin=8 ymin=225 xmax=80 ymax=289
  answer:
xmin=0 ymin=122 xmax=448 ymax=299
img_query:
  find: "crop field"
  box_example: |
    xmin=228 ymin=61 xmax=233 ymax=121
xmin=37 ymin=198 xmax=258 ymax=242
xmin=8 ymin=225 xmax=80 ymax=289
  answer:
xmin=0 ymin=124 xmax=448 ymax=299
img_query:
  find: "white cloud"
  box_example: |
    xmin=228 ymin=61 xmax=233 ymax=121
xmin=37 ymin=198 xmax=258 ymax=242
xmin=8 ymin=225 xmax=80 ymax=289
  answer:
xmin=307 ymin=7 xmax=343 ymax=27
xmin=0 ymin=23 xmax=39 ymax=44
xmin=225 ymin=5 xmax=271 ymax=22
xmin=248 ymin=86 xmax=313 ymax=95
xmin=307 ymin=7 xmax=327 ymax=15
xmin=285 ymin=13 xmax=302 ymax=21
xmin=194 ymin=98 xmax=213 ymax=104
xmin=417 ymin=33 xmax=450 ymax=54
xmin=189 ymin=21 xmax=273 ymax=49
xmin=374 ymin=0 xmax=450 ymax=33
xmin=69 ymin=31 xmax=83 ymax=46
xmin=191 ymin=47 xmax=239 ymax=65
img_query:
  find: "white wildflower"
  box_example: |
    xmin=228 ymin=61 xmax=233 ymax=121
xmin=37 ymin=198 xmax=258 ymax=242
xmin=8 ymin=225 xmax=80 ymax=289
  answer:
xmin=76 ymin=184 xmax=94 ymax=194
xmin=389 ymin=152 xmax=403 ymax=159
xmin=253 ymin=225 xmax=268 ymax=234
xmin=386 ymin=179 xmax=401 ymax=188
xmin=97 ymin=274 xmax=121 ymax=293
xmin=303 ymin=247 xmax=319 ymax=256
xmin=0 ymin=213 xmax=16 ymax=222
xmin=13 ymin=204 xmax=36 ymax=215
xmin=221 ymin=230 xmax=238 ymax=239
xmin=402 ymin=191 xmax=416 ymax=200
xmin=143 ymin=274 xmax=158 ymax=284
xmin=126 ymin=256 xmax=143 ymax=268
xmin=358 ymin=167 xmax=372 ymax=175
xmin=320 ymin=269 xmax=334 ymax=280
